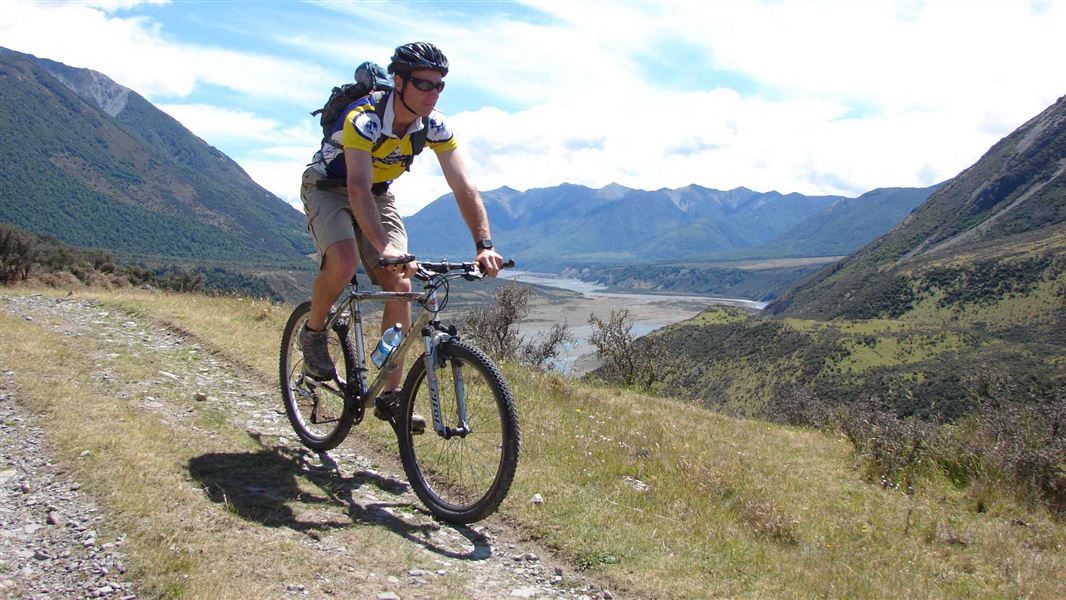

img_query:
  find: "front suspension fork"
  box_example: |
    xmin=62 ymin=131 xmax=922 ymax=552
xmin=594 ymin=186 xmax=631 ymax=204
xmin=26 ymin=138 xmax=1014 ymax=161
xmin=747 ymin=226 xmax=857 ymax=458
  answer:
xmin=422 ymin=329 xmax=470 ymax=439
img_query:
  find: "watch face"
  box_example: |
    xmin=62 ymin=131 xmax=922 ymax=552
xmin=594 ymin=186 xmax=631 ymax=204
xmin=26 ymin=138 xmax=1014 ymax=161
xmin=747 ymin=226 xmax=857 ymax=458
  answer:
xmin=477 ymin=239 xmax=493 ymax=250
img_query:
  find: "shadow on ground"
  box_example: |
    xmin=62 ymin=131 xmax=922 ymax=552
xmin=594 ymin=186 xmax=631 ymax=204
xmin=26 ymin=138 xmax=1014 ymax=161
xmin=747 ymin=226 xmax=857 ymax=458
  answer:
xmin=187 ymin=441 xmax=491 ymax=560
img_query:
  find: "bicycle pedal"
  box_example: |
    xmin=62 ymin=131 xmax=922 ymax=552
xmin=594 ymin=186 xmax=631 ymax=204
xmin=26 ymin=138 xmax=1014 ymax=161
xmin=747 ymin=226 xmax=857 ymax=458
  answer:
xmin=410 ymin=417 xmax=426 ymax=435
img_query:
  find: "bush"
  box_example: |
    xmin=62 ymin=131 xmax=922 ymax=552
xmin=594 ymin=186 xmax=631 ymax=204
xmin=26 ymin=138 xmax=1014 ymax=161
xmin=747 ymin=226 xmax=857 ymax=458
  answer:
xmin=586 ymin=309 xmax=668 ymax=391
xmin=459 ymin=282 xmax=573 ymax=369
xmin=835 ymin=387 xmax=1066 ymax=513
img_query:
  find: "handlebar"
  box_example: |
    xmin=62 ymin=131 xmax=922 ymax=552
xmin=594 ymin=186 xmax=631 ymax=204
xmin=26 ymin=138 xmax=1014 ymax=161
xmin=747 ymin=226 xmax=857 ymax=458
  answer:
xmin=377 ymin=255 xmax=514 ymax=281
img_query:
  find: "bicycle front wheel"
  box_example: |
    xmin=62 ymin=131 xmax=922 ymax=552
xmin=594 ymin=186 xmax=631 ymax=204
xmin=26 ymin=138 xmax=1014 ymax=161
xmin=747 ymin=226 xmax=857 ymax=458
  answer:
xmin=398 ymin=340 xmax=520 ymax=523
xmin=279 ymin=301 xmax=356 ymax=451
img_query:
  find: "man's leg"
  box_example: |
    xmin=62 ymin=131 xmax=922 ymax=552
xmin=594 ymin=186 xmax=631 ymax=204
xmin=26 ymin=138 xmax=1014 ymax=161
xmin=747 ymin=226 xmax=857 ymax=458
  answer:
xmin=308 ymin=240 xmax=359 ymax=330
xmin=298 ymin=166 xmax=359 ymax=381
xmin=300 ymin=240 xmax=359 ymax=380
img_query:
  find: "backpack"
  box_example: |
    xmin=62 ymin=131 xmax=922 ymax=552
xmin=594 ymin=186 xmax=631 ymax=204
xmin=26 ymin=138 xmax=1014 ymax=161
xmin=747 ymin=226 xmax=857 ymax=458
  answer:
xmin=311 ymin=61 xmax=428 ymax=174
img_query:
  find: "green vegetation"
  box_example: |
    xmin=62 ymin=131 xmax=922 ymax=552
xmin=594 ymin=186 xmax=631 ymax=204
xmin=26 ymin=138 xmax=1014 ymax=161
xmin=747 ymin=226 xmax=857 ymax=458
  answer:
xmin=0 ymin=50 xmax=312 ymax=266
xmin=0 ymin=222 xmax=313 ymax=301
xmin=609 ymin=271 xmax=1065 ymax=513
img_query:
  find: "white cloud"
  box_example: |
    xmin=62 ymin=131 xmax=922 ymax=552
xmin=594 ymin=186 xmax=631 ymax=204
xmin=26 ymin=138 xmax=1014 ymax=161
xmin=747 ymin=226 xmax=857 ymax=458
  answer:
xmin=0 ymin=0 xmax=329 ymax=103
xmin=1 ymin=0 xmax=195 ymax=96
xmin=155 ymin=104 xmax=283 ymax=142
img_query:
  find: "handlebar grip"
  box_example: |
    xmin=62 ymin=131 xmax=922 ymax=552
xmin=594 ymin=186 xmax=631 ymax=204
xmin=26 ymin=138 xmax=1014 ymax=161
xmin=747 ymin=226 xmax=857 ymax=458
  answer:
xmin=502 ymin=259 xmax=516 ymax=269
xmin=378 ymin=254 xmax=416 ymax=266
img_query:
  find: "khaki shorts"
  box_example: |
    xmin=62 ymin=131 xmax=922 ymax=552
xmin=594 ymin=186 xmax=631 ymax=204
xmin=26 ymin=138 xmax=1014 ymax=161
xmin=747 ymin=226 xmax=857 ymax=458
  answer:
xmin=300 ymin=167 xmax=408 ymax=285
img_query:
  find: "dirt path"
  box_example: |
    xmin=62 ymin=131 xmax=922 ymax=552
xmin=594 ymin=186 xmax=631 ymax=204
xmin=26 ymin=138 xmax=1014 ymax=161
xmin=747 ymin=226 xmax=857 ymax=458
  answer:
xmin=0 ymin=294 xmax=613 ymax=600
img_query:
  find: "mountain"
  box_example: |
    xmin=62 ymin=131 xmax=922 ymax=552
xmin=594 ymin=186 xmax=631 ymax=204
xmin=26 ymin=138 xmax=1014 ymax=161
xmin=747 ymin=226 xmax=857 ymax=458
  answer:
xmin=404 ymin=179 xmax=934 ymax=267
xmin=0 ymin=47 xmax=312 ymax=265
xmin=748 ymin=185 xmax=938 ymax=258
xmin=769 ymin=94 xmax=1066 ymax=323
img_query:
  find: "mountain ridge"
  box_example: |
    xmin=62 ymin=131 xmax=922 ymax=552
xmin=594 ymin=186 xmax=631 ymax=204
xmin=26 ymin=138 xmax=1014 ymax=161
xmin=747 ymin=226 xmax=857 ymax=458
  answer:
xmin=0 ymin=47 xmax=311 ymax=266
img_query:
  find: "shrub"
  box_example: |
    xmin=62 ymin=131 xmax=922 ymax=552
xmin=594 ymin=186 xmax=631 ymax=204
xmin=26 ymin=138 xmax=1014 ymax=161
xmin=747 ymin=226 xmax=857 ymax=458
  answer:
xmin=459 ymin=282 xmax=573 ymax=369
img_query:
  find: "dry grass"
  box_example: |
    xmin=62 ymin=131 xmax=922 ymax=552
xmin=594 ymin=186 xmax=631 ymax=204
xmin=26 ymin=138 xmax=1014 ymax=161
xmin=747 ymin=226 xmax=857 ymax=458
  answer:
xmin=5 ymin=286 xmax=1065 ymax=599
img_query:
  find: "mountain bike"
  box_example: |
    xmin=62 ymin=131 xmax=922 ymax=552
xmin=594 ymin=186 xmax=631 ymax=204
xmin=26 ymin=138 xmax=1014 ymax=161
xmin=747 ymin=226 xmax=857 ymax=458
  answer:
xmin=278 ymin=257 xmax=520 ymax=523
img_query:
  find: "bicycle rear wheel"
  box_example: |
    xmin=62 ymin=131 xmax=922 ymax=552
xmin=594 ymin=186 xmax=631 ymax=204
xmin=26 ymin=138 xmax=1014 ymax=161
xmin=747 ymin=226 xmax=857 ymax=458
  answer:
xmin=279 ymin=301 xmax=356 ymax=451
xmin=398 ymin=340 xmax=520 ymax=523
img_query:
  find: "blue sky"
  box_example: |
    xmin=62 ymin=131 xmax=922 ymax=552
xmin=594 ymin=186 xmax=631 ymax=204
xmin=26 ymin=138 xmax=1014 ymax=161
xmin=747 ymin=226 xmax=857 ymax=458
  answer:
xmin=3 ymin=0 xmax=1065 ymax=215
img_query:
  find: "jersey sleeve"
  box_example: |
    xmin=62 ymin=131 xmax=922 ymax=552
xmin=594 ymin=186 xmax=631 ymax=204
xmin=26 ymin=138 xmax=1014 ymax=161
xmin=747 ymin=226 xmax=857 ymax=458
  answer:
xmin=425 ymin=113 xmax=459 ymax=153
xmin=341 ymin=106 xmax=381 ymax=152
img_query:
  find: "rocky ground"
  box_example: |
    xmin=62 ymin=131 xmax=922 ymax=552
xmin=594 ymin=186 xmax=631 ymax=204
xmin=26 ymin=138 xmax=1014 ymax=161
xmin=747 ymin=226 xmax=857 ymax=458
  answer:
xmin=1 ymin=374 xmax=135 ymax=599
xmin=0 ymin=294 xmax=616 ymax=600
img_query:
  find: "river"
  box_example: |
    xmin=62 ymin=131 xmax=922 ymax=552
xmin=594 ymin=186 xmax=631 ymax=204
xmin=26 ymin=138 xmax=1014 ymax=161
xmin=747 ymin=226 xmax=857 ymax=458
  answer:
xmin=498 ymin=270 xmax=767 ymax=375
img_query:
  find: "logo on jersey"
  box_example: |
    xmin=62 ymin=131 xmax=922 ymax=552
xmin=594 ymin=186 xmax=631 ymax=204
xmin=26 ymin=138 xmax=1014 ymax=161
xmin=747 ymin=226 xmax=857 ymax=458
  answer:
xmin=427 ymin=116 xmax=451 ymax=142
xmin=353 ymin=113 xmax=381 ymax=142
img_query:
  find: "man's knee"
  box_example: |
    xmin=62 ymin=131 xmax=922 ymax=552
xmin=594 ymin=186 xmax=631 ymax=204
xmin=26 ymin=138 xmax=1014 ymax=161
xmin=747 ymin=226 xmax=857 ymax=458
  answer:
xmin=323 ymin=241 xmax=359 ymax=277
xmin=374 ymin=268 xmax=411 ymax=292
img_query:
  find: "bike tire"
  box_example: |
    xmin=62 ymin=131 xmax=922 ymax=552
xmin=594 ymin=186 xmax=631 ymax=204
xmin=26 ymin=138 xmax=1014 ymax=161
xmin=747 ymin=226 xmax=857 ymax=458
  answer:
xmin=398 ymin=340 xmax=520 ymax=523
xmin=279 ymin=301 xmax=356 ymax=451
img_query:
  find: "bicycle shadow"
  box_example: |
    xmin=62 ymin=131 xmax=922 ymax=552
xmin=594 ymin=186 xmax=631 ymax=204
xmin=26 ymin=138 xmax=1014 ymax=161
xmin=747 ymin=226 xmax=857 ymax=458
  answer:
xmin=187 ymin=437 xmax=492 ymax=561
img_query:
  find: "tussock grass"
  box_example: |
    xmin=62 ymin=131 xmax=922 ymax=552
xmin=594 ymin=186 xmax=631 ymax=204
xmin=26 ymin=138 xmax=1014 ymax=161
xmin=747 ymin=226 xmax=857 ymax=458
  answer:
xmin=7 ymin=287 xmax=1065 ymax=599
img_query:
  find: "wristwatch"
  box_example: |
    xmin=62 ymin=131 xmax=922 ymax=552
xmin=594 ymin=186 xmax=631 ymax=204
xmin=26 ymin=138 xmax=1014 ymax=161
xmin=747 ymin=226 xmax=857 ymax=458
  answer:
xmin=476 ymin=239 xmax=494 ymax=251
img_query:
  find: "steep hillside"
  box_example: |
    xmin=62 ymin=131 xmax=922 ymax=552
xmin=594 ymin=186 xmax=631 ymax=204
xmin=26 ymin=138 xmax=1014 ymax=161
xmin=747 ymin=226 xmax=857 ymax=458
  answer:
xmin=770 ymin=94 xmax=1066 ymax=321
xmin=0 ymin=47 xmax=312 ymax=265
xmin=627 ymin=96 xmax=1066 ymax=429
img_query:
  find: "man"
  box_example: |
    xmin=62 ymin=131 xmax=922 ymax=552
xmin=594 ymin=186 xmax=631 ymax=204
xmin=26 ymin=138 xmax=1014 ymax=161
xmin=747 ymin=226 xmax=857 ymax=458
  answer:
xmin=299 ymin=42 xmax=504 ymax=425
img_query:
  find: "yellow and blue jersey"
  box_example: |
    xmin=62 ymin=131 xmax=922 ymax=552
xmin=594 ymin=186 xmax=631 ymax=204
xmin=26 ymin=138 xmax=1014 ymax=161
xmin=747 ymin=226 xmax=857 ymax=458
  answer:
xmin=311 ymin=92 xmax=457 ymax=184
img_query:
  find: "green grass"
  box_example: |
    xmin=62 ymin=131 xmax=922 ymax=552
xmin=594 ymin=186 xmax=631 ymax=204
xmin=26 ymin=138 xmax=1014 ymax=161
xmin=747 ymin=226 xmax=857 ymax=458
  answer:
xmin=5 ymin=286 xmax=1064 ymax=599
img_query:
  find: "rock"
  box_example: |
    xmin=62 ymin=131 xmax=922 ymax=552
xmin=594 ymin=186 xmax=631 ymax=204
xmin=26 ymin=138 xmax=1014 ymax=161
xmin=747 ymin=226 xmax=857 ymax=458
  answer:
xmin=375 ymin=594 xmax=401 ymax=600
xmin=194 ymin=393 xmax=208 ymax=402
xmin=529 ymin=493 xmax=545 ymax=505
xmin=624 ymin=475 xmax=650 ymax=493
xmin=510 ymin=588 xmax=539 ymax=598
xmin=407 ymin=569 xmax=432 ymax=577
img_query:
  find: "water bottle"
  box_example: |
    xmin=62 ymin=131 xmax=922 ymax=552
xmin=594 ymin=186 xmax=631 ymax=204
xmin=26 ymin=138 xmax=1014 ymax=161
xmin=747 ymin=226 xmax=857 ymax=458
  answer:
xmin=371 ymin=323 xmax=403 ymax=368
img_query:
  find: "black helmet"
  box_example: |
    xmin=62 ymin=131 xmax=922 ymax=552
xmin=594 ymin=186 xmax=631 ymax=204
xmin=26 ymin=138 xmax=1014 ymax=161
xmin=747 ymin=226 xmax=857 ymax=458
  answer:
xmin=354 ymin=61 xmax=392 ymax=90
xmin=388 ymin=42 xmax=449 ymax=77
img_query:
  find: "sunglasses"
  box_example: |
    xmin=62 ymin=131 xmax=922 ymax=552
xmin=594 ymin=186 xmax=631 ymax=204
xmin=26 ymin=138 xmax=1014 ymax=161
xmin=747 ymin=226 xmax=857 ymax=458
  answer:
xmin=407 ymin=75 xmax=446 ymax=93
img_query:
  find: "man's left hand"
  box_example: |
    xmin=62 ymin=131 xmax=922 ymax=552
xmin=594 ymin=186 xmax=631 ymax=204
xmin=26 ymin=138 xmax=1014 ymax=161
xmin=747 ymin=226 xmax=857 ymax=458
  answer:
xmin=477 ymin=249 xmax=504 ymax=277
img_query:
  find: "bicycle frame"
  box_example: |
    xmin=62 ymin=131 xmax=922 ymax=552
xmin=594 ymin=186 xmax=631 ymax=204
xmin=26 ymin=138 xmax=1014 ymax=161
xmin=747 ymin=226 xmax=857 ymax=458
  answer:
xmin=312 ymin=279 xmax=467 ymax=438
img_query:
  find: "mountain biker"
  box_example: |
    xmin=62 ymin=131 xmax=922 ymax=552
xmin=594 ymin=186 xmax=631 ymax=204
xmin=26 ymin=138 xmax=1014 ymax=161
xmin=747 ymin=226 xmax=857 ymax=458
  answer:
xmin=298 ymin=42 xmax=504 ymax=427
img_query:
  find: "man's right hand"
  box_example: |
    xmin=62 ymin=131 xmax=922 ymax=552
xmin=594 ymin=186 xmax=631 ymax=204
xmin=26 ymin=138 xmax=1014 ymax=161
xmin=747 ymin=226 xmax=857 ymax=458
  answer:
xmin=380 ymin=244 xmax=416 ymax=279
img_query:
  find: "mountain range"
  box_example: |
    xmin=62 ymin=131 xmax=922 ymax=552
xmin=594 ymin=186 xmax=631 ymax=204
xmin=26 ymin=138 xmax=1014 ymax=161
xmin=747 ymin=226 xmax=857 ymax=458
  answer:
xmin=405 ymin=182 xmax=935 ymax=267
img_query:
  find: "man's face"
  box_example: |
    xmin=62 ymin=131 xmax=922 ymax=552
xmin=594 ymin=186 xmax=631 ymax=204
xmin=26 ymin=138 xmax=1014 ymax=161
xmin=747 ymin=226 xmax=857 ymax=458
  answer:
xmin=397 ymin=69 xmax=444 ymax=116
